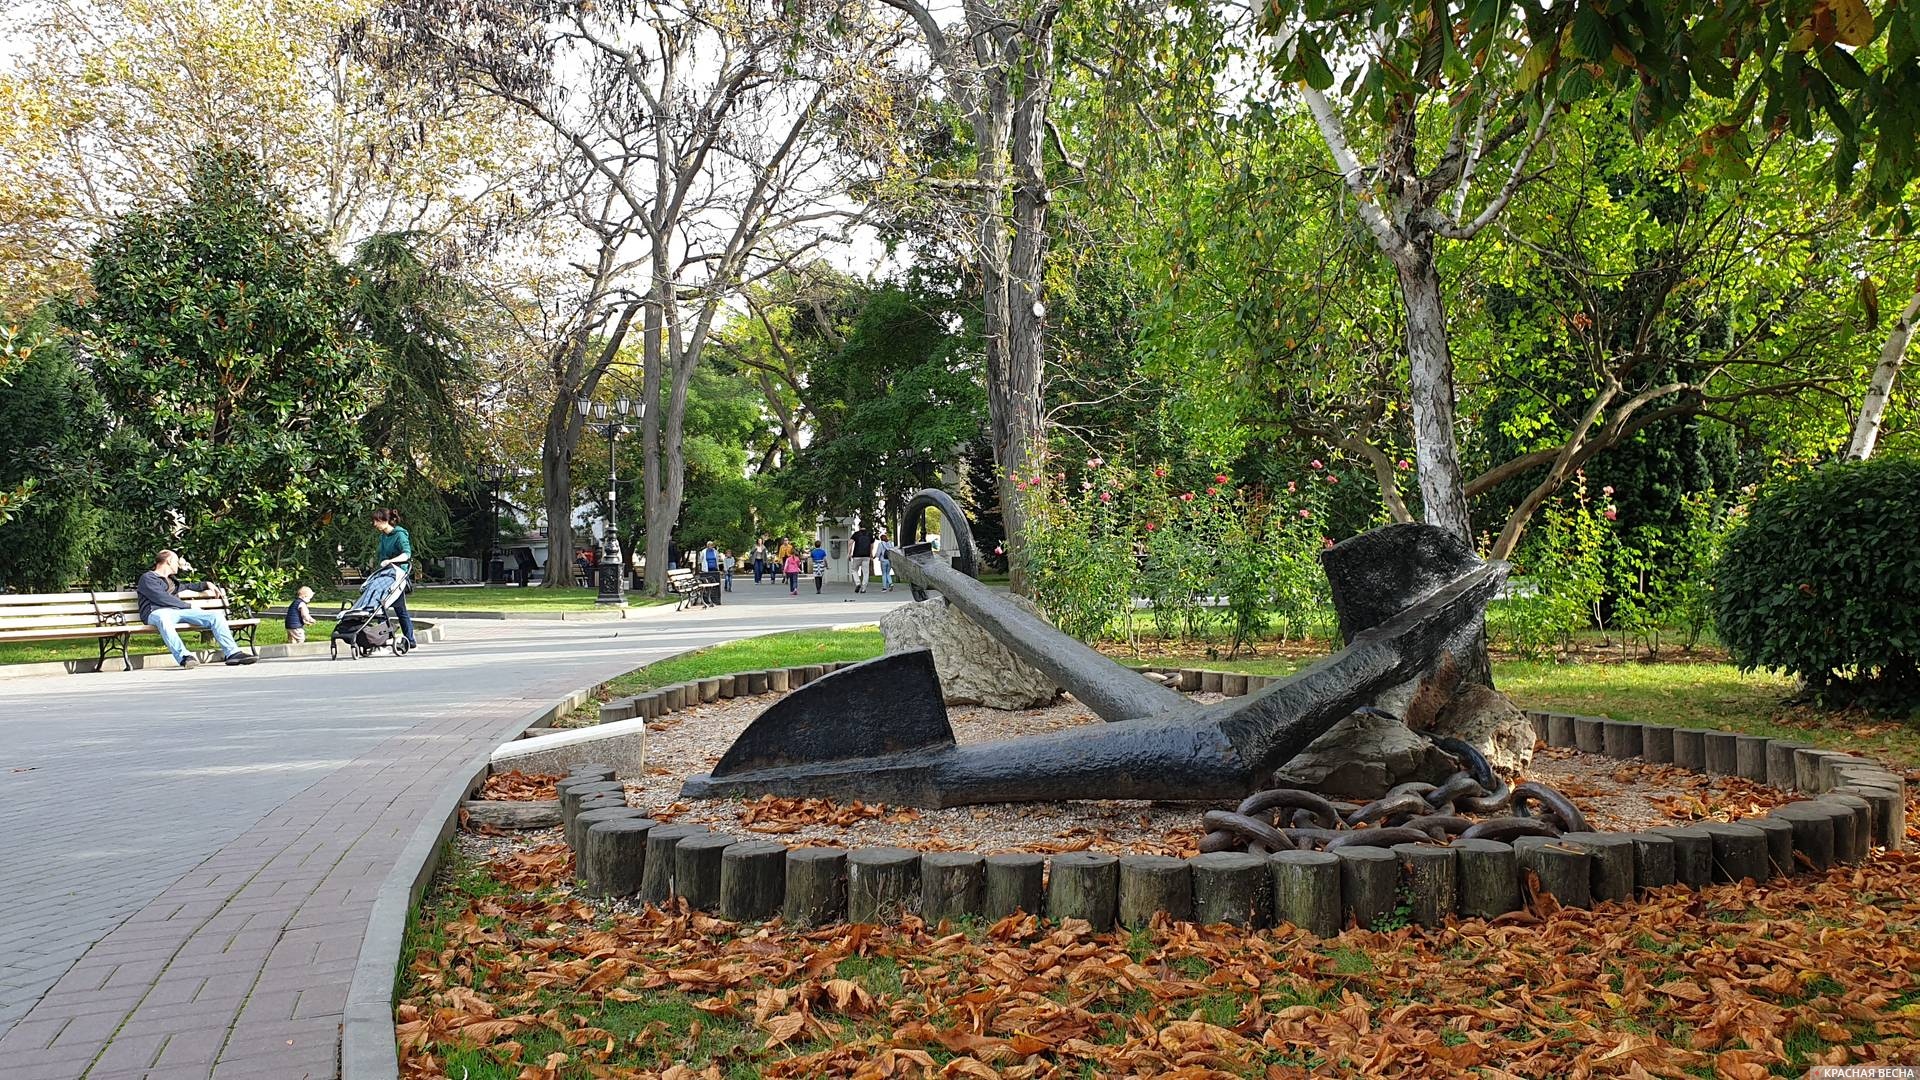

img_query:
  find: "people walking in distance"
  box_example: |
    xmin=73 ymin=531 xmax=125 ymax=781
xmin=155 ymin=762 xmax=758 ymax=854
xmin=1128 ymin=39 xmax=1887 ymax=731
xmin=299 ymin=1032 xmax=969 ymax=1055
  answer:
xmin=752 ymin=537 xmax=770 ymax=584
xmin=849 ymin=522 xmax=875 ymax=593
xmin=811 ymin=538 xmax=829 ymax=594
xmin=783 ymin=549 xmax=802 ymax=596
xmin=875 ymin=530 xmax=895 ymax=592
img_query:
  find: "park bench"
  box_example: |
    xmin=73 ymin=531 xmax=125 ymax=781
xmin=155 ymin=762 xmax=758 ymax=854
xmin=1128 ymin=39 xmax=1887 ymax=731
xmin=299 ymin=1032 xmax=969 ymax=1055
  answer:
xmin=665 ymin=568 xmax=718 ymax=610
xmin=0 ymin=588 xmax=260 ymax=670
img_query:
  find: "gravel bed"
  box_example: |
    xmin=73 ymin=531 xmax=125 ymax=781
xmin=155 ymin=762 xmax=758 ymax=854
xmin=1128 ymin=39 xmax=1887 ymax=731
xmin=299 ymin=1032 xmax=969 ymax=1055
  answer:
xmin=544 ymin=690 xmax=1801 ymax=856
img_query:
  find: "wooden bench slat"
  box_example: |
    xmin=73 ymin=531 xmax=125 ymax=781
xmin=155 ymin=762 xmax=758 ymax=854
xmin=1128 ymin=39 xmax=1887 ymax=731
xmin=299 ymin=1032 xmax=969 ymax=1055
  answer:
xmin=0 ymin=592 xmax=116 ymax=605
xmin=0 ymin=626 xmax=135 ymax=641
xmin=0 ymin=614 xmax=119 ymax=630
xmin=0 ymin=602 xmax=107 ymax=616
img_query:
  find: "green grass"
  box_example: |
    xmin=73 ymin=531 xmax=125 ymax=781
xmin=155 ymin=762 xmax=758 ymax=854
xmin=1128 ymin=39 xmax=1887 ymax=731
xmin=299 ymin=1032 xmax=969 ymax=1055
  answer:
xmin=599 ymin=627 xmax=886 ymax=697
xmin=1126 ymin=648 xmax=1919 ymax=768
xmin=588 ymin=622 xmax=1919 ymax=766
xmin=0 ymin=620 xmax=296 ymax=666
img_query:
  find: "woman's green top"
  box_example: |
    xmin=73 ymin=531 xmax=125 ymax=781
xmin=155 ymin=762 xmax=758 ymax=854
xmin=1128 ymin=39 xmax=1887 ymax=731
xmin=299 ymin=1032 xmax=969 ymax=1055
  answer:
xmin=377 ymin=526 xmax=412 ymax=564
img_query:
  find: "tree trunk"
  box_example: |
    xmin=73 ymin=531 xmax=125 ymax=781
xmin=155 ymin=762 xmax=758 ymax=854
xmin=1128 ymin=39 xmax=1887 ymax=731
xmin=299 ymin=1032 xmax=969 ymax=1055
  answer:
xmin=973 ymin=83 xmax=1021 ymax=587
xmin=1848 ymin=287 xmax=1920 ymax=461
xmin=996 ymin=19 xmax=1052 ymax=596
xmin=539 ymin=325 xmax=596 ymax=589
xmin=1394 ymin=249 xmax=1473 ymax=542
xmin=540 ymin=408 xmax=575 ymax=589
xmin=642 ymin=285 xmax=670 ymax=597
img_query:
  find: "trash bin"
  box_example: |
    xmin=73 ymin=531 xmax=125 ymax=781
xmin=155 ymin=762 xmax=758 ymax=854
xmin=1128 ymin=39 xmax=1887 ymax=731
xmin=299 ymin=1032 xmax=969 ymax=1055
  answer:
xmin=488 ymin=558 xmax=506 ymax=584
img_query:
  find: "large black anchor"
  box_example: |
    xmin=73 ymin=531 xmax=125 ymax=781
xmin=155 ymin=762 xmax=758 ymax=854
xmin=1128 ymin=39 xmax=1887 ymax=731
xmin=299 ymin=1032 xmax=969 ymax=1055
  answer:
xmin=681 ymin=490 xmax=1507 ymax=809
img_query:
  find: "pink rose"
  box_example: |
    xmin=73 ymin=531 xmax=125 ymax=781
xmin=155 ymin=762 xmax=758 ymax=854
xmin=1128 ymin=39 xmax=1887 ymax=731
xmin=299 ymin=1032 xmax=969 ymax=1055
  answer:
xmin=994 ymin=545 xmax=1004 ymax=555
xmin=1100 ymin=491 xmax=1112 ymax=502
xmin=1154 ymin=468 xmax=1166 ymax=478
xmin=1602 ymin=485 xmax=1614 ymax=496
xmin=1206 ymin=486 xmax=1218 ymax=496
xmin=1603 ymin=508 xmax=1618 ymax=521
xmin=1326 ymin=473 xmax=1338 ymax=483
xmin=1144 ymin=521 xmax=1157 ymax=531
xmin=1310 ymin=459 xmax=1323 ymax=470
xmin=1397 ymin=459 xmax=1411 ymax=470
xmin=1286 ymin=481 xmax=1296 ymax=493
xmin=1180 ymin=492 xmax=1195 ymax=502
xmin=1088 ymin=457 xmax=1104 ymax=468
xmin=1299 ymin=509 xmax=1311 ymax=519
xmin=1322 ymin=536 xmax=1335 ymax=549
xmin=1214 ymin=474 xmax=1229 ymax=484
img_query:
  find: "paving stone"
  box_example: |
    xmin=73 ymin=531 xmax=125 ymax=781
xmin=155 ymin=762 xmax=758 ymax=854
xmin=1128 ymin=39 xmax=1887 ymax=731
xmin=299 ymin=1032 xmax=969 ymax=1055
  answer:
xmin=0 ymin=602 xmax=895 ymax=1076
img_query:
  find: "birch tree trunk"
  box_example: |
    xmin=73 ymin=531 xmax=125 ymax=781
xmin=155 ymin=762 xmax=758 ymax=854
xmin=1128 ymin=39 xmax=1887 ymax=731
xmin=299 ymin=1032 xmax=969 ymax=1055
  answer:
xmin=1393 ymin=249 xmax=1473 ymax=541
xmin=1848 ymin=287 xmax=1920 ymax=461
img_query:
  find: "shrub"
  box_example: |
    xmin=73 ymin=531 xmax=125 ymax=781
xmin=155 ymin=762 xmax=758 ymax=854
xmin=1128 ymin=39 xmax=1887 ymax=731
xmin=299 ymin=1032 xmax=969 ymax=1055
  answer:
xmin=1714 ymin=456 xmax=1920 ymax=709
xmin=1492 ymin=478 xmax=1609 ymax=658
xmin=1016 ymin=457 xmax=1334 ymax=652
xmin=0 ymin=315 xmax=108 ymax=589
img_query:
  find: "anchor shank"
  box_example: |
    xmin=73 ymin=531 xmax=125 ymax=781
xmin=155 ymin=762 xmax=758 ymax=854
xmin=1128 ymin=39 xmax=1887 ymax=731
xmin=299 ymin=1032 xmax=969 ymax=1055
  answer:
xmin=895 ymin=545 xmax=1193 ymax=723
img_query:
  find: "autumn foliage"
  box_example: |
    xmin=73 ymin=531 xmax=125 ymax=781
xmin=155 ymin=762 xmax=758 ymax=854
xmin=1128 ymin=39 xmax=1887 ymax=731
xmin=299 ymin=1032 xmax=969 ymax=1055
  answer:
xmin=399 ymin=836 xmax=1920 ymax=1079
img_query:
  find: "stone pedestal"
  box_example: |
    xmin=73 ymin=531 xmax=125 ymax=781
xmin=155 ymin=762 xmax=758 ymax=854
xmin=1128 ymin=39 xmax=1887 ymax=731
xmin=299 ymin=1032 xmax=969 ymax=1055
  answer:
xmin=879 ymin=597 xmax=1061 ymax=709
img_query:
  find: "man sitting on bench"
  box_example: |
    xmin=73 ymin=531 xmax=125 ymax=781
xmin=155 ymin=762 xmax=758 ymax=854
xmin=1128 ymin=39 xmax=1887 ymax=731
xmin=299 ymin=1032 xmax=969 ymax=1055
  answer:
xmin=137 ymin=550 xmax=258 ymax=669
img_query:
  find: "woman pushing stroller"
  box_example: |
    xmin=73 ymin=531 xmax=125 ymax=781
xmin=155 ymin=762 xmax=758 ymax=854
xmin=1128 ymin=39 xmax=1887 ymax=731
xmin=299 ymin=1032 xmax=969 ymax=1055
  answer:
xmin=372 ymin=508 xmax=418 ymax=650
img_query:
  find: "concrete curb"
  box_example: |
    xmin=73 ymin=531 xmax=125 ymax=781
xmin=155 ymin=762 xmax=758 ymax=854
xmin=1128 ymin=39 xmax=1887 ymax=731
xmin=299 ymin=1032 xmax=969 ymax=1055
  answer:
xmin=0 ymin=621 xmax=444 ymax=679
xmin=339 ymin=673 xmax=601 ymax=1080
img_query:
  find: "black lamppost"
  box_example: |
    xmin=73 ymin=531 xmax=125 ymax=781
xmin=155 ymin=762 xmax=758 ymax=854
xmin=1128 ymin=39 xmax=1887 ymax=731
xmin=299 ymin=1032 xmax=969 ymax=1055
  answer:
xmin=575 ymin=393 xmax=641 ymax=606
xmin=480 ymin=463 xmax=507 ymax=584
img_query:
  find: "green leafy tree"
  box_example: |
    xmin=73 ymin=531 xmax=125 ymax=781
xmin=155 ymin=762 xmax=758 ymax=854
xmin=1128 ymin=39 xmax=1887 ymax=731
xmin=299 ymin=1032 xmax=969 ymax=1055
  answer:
xmin=65 ymin=147 xmax=393 ymax=602
xmin=0 ymin=313 xmax=107 ymax=585
xmin=309 ymin=231 xmax=484 ymax=577
xmin=737 ymin=277 xmax=987 ymax=529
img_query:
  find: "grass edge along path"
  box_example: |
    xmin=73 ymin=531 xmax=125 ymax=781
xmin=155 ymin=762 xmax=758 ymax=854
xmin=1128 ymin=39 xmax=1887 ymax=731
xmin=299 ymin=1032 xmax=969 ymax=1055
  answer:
xmin=596 ymin=627 xmax=886 ymax=700
xmin=396 ymin=840 xmax=1920 ymax=1079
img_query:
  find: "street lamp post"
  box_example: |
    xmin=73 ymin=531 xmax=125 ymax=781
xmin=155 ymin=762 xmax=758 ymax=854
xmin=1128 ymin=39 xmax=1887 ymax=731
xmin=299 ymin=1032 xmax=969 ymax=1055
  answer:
xmin=576 ymin=394 xmax=640 ymax=606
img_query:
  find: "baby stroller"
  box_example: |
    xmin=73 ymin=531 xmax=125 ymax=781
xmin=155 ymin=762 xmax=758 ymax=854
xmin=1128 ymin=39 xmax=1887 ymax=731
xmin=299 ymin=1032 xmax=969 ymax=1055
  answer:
xmin=331 ymin=564 xmax=412 ymax=659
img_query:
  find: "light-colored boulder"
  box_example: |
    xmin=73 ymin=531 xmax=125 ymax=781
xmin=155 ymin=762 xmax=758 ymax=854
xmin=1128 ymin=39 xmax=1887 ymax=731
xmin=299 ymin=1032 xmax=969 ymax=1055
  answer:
xmin=492 ymin=717 xmax=645 ymax=777
xmin=1429 ymin=684 xmax=1536 ymax=777
xmin=879 ymin=597 xmax=1061 ymax=710
xmin=1271 ymin=709 xmax=1456 ymax=798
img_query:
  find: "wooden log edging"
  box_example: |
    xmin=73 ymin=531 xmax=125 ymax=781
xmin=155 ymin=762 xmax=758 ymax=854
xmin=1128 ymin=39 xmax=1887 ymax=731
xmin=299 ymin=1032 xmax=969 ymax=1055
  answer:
xmin=543 ymin=678 xmax=1908 ymax=936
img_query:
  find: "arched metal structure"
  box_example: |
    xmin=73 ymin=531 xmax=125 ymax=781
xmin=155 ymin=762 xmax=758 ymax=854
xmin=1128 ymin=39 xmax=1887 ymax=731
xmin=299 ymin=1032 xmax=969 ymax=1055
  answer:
xmin=901 ymin=488 xmax=979 ymax=602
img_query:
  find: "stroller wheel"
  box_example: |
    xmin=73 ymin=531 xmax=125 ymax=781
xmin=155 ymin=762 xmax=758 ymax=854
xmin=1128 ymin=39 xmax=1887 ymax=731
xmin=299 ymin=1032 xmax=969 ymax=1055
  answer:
xmin=330 ymin=641 xmax=338 ymax=660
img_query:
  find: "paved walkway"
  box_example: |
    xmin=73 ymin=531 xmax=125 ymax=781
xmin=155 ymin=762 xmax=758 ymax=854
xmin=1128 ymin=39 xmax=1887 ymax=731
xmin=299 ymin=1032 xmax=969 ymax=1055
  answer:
xmin=0 ymin=583 xmax=905 ymax=1079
